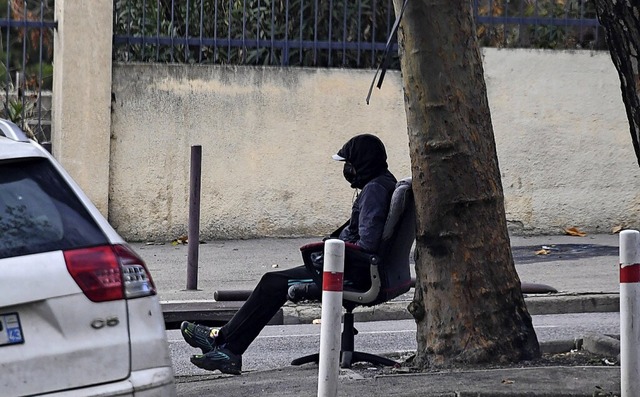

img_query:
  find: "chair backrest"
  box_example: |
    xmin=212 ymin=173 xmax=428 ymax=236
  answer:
xmin=373 ymin=177 xmax=415 ymax=303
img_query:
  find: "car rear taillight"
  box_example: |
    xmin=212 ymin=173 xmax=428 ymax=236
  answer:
xmin=64 ymin=245 xmax=156 ymax=302
xmin=113 ymin=244 xmax=157 ymax=299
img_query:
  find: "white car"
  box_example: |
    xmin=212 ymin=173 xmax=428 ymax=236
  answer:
xmin=0 ymin=120 xmax=176 ymax=396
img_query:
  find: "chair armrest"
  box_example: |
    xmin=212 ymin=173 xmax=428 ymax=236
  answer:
xmin=299 ymin=241 xmax=362 ymax=252
xmin=344 ymin=242 xmax=362 ymax=251
xmin=300 ymin=241 xmax=376 ymax=266
xmin=299 ymin=240 xmax=381 ymax=304
xmin=300 ymin=241 xmax=324 ymax=253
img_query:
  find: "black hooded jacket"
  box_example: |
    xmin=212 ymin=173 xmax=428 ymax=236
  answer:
xmin=335 ymin=134 xmax=397 ymax=253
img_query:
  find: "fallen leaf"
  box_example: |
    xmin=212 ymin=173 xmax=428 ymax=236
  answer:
xmin=535 ymin=249 xmax=550 ymax=255
xmin=564 ymin=227 xmax=587 ymax=237
xmin=611 ymin=225 xmax=624 ymax=234
xmin=171 ymin=235 xmax=188 ymax=245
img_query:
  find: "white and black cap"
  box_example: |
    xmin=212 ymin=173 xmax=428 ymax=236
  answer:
xmin=332 ymin=153 xmax=346 ymax=161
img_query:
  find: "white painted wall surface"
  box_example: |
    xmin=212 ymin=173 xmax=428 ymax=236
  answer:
xmin=108 ymin=49 xmax=636 ymax=241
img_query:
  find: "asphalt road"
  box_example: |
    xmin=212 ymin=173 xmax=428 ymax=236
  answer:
xmin=168 ymin=311 xmax=620 ymax=377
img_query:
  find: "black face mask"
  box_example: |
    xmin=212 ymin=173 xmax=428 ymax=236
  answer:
xmin=343 ymin=162 xmax=356 ymax=185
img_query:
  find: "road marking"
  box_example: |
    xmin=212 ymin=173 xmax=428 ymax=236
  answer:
xmin=256 ymin=329 xmax=415 ymax=339
xmin=167 ymin=327 xmax=416 ymax=342
xmin=167 ymin=325 xmax=570 ymax=342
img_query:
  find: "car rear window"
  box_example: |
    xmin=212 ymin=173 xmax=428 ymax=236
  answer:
xmin=0 ymin=157 xmax=108 ymax=259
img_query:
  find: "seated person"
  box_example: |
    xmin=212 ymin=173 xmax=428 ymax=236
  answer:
xmin=181 ymin=133 xmax=397 ymax=374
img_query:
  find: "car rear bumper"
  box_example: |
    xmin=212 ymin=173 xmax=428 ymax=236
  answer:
xmin=40 ymin=366 xmax=176 ymax=397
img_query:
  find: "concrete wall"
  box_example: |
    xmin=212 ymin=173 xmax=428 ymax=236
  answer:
xmin=484 ymin=49 xmax=638 ymax=235
xmin=109 ymin=48 xmax=638 ymax=241
xmin=110 ymin=66 xmax=410 ymax=241
xmin=53 ymin=0 xmax=113 ymax=215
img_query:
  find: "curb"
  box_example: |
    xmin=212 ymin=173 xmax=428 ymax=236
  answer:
xmin=281 ymin=293 xmax=620 ymax=325
xmin=581 ymin=333 xmax=620 ymax=360
xmin=540 ymin=334 xmax=620 ymax=359
xmin=161 ymin=293 xmax=620 ymax=328
xmin=525 ymin=293 xmax=620 ymax=315
xmin=161 ymin=300 xmax=284 ymax=329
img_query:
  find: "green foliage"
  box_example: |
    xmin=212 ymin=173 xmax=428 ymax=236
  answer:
xmin=113 ymin=0 xmax=395 ymax=68
xmin=6 ymin=98 xmax=33 ymax=123
xmin=114 ymin=0 xmax=605 ymax=67
xmin=0 ymin=1 xmax=54 ymax=142
xmin=0 ymin=56 xmax=46 ymax=142
xmin=2 ymin=94 xmax=39 ymax=141
xmin=475 ymin=0 xmax=605 ymax=50
xmin=0 ymin=0 xmax=54 ymax=89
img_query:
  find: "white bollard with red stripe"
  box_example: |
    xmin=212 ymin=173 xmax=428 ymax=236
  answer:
xmin=317 ymin=239 xmax=345 ymax=397
xmin=620 ymin=230 xmax=640 ymax=397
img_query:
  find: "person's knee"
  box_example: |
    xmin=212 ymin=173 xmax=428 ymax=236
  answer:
xmin=259 ymin=272 xmax=275 ymax=283
xmin=258 ymin=272 xmax=286 ymax=296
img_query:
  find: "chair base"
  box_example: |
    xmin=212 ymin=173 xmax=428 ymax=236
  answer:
xmin=291 ymin=306 xmax=399 ymax=369
xmin=291 ymin=350 xmax=398 ymax=369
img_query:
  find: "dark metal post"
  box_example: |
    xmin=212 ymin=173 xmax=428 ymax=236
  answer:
xmin=187 ymin=145 xmax=202 ymax=290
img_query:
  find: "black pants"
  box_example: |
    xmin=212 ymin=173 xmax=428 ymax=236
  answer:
xmin=218 ymin=265 xmax=313 ymax=355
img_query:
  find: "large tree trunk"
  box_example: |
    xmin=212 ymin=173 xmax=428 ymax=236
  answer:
xmin=393 ymin=0 xmax=540 ymax=368
xmin=595 ymin=0 xmax=640 ymax=167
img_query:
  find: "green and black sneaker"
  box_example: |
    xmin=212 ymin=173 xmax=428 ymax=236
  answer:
xmin=190 ymin=345 xmax=242 ymax=375
xmin=180 ymin=321 xmax=219 ymax=353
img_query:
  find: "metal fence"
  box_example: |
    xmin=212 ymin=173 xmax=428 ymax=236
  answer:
xmin=113 ymin=0 xmax=604 ymax=68
xmin=0 ymin=0 xmax=55 ymax=143
xmin=0 ymin=1 xmax=605 ymax=142
xmin=474 ymin=0 xmax=603 ymax=49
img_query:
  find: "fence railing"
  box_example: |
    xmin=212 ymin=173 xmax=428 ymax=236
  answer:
xmin=0 ymin=0 xmax=55 ymax=143
xmin=113 ymin=0 xmax=604 ymax=68
xmin=474 ymin=0 xmax=603 ymax=49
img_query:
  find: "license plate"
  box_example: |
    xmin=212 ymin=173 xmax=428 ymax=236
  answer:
xmin=0 ymin=312 xmax=24 ymax=346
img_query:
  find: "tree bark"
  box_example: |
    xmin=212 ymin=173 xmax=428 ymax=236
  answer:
xmin=394 ymin=0 xmax=540 ymax=368
xmin=595 ymin=0 xmax=640 ymax=167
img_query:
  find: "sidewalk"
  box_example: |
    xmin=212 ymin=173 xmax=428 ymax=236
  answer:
xmin=132 ymin=233 xmax=624 ymax=396
xmin=175 ymin=365 xmax=621 ymax=397
xmin=132 ymin=233 xmax=621 ymax=325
